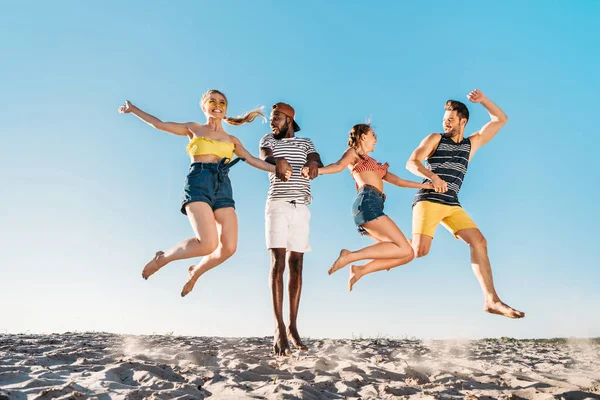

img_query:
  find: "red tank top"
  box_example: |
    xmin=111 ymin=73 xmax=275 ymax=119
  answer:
xmin=351 ymin=153 xmax=389 ymax=182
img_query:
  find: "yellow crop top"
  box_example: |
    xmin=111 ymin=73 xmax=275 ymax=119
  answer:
xmin=186 ymin=137 xmax=235 ymax=159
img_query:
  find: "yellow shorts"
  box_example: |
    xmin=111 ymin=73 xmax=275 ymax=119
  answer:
xmin=413 ymin=201 xmax=478 ymax=238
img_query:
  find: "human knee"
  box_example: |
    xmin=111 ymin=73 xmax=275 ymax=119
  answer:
xmin=403 ymin=247 xmax=416 ymax=262
xmin=469 ymin=234 xmax=488 ymax=250
xmin=288 ymin=253 xmax=303 ymax=272
xmin=288 ymin=259 xmax=303 ymax=275
xmin=414 ymin=244 xmax=430 ymax=258
xmin=195 ymin=236 xmax=219 ymax=254
xmin=270 ymin=249 xmax=286 ymax=275
xmin=219 ymin=240 xmax=237 ymax=259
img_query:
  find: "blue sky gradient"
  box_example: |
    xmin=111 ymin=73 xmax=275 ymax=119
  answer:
xmin=1 ymin=1 xmax=599 ymax=339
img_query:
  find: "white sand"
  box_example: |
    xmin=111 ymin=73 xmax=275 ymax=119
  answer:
xmin=1 ymin=333 xmax=599 ymax=399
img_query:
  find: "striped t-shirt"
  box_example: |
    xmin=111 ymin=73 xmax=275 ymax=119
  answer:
xmin=259 ymin=133 xmax=317 ymax=203
xmin=413 ymin=135 xmax=471 ymax=207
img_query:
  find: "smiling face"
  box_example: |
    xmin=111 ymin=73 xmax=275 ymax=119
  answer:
xmin=442 ymin=110 xmax=466 ymax=138
xmin=360 ymin=128 xmax=378 ymax=152
xmin=270 ymin=110 xmax=291 ymax=139
xmin=201 ymin=91 xmax=228 ymax=119
xmin=442 ymin=100 xmax=469 ymax=138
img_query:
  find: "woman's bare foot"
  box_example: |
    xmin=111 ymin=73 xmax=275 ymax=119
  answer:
xmin=181 ymin=265 xmax=200 ymax=297
xmin=287 ymin=326 xmax=308 ymax=351
xmin=142 ymin=251 xmax=166 ymax=280
xmin=348 ymin=265 xmax=362 ymax=291
xmin=484 ymin=300 xmax=525 ymax=319
xmin=328 ymin=249 xmax=352 ymax=275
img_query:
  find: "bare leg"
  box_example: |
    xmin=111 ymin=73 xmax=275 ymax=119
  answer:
xmin=410 ymin=233 xmax=433 ymax=258
xmin=456 ymin=228 xmax=524 ymax=319
xmin=349 ymin=254 xmax=414 ymax=291
xmin=287 ymin=251 xmax=307 ymax=350
xmin=181 ymin=208 xmax=238 ymax=297
xmin=329 ymin=240 xmax=413 ymax=275
xmin=343 ymin=216 xmax=415 ymax=290
xmin=270 ymin=248 xmax=290 ymax=356
xmin=142 ymin=202 xmax=219 ymax=279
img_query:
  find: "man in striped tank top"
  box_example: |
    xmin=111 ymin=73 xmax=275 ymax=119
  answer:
xmin=406 ymin=89 xmax=524 ymax=319
xmin=260 ymin=102 xmax=323 ymax=355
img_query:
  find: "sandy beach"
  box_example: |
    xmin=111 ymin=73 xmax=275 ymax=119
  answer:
xmin=1 ymin=333 xmax=598 ymax=399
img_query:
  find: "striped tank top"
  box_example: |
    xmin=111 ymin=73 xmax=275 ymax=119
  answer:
xmin=413 ymin=135 xmax=471 ymax=207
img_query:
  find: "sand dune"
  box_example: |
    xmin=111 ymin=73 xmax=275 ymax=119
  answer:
xmin=1 ymin=333 xmax=598 ymax=399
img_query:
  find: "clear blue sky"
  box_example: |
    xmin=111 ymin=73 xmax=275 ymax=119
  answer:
xmin=1 ymin=1 xmax=599 ymax=339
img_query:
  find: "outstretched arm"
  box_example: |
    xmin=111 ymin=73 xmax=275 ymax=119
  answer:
xmin=232 ymin=136 xmax=281 ymax=174
xmin=315 ymin=148 xmax=356 ymax=175
xmin=466 ymin=89 xmax=508 ymax=156
xmin=384 ymin=171 xmax=433 ymax=190
xmin=118 ymin=100 xmax=192 ymax=136
xmin=406 ymin=134 xmax=447 ymax=193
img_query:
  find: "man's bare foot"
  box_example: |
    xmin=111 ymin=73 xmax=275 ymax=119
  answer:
xmin=328 ymin=249 xmax=351 ymax=275
xmin=348 ymin=265 xmax=362 ymax=291
xmin=273 ymin=326 xmax=291 ymax=356
xmin=287 ymin=326 xmax=308 ymax=351
xmin=142 ymin=251 xmax=166 ymax=280
xmin=181 ymin=265 xmax=199 ymax=297
xmin=484 ymin=300 xmax=525 ymax=319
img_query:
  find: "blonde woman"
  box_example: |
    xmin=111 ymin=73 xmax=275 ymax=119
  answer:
xmin=119 ymin=90 xmax=291 ymax=296
xmin=306 ymin=123 xmax=432 ymax=290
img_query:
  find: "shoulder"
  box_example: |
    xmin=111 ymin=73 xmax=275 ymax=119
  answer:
xmin=296 ymin=136 xmax=316 ymax=150
xmin=420 ymin=133 xmax=443 ymax=149
xmin=187 ymin=122 xmax=205 ymax=131
xmin=228 ymin=134 xmax=241 ymax=145
xmin=259 ymin=133 xmax=275 ymax=146
xmin=183 ymin=122 xmax=203 ymax=138
xmin=296 ymin=136 xmax=313 ymax=142
xmin=425 ymin=133 xmax=443 ymax=143
xmin=343 ymin=147 xmax=359 ymax=163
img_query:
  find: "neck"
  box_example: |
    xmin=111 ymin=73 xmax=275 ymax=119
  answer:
xmin=273 ymin=131 xmax=295 ymax=139
xmin=445 ymin=130 xmax=464 ymax=143
xmin=284 ymin=131 xmax=295 ymax=139
xmin=206 ymin=116 xmax=224 ymax=131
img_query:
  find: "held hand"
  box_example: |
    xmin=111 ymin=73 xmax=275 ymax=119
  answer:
xmin=431 ymin=175 xmax=448 ymax=193
xmin=467 ymin=89 xmax=486 ymax=103
xmin=276 ymin=158 xmax=293 ymax=182
xmin=118 ymin=100 xmax=134 ymax=114
xmin=303 ymin=160 xmax=319 ymax=179
xmin=301 ymin=166 xmax=309 ymax=178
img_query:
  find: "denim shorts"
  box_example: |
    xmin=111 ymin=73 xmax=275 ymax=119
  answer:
xmin=181 ymin=157 xmax=243 ymax=215
xmin=352 ymin=185 xmax=386 ymax=235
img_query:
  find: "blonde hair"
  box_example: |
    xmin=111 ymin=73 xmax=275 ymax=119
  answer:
xmin=200 ymin=89 xmax=266 ymax=126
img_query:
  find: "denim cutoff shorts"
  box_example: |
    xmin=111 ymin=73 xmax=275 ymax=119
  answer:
xmin=351 ymin=184 xmax=387 ymax=235
xmin=181 ymin=157 xmax=243 ymax=215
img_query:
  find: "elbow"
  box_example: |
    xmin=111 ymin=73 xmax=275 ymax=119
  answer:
xmin=497 ymin=113 xmax=508 ymax=124
xmin=406 ymin=160 xmax=415 ymax=171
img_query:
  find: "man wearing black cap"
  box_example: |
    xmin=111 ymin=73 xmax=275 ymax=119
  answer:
xmin=259 ymin=102 xmax=323 ymax=356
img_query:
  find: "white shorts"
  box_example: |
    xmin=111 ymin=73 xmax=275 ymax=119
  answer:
xmin=265 ymin=201 xmax=311 ymax=253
